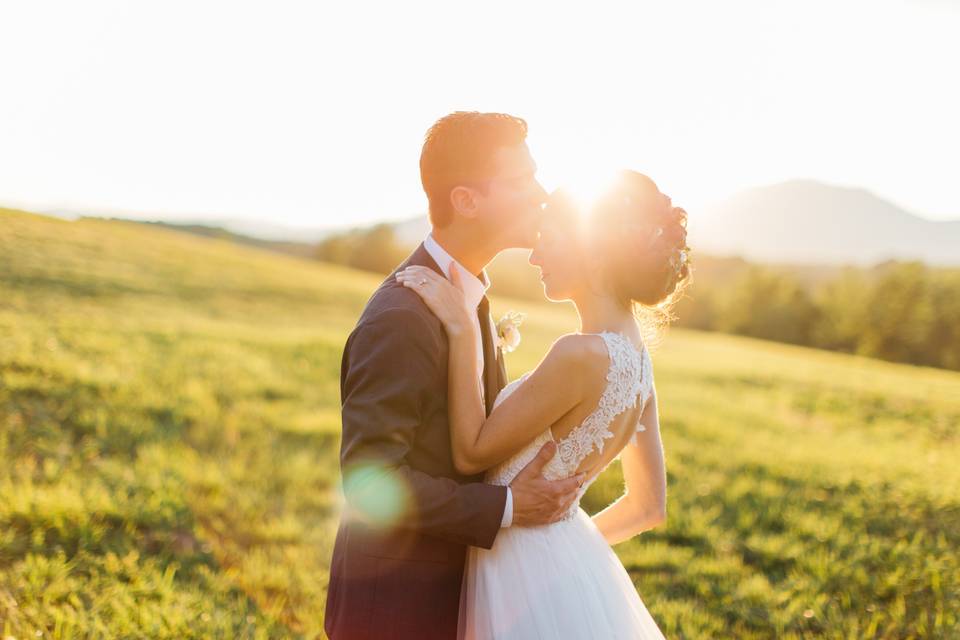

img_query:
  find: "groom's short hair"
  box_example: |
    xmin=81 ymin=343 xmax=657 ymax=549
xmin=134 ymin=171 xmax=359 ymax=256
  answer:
xmin=420 ymin=111 xmax=528 ymax=228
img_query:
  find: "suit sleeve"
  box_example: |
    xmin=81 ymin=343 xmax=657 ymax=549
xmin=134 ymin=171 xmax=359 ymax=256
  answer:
xmin=339 ymin=306 xmax=507 ymax=549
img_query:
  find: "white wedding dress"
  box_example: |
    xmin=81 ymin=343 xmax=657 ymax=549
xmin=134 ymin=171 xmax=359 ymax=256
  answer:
xmin=459 ymin=332 xmax=666 ymax=639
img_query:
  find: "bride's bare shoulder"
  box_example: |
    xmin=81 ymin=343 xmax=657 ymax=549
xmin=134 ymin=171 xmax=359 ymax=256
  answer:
xmin=538 ymin=333 xmax=610 ymax=382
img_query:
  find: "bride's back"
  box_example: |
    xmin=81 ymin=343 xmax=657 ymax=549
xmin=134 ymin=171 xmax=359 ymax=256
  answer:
xmin=485 ymin=331 xmax=653 ymax=514
xmin=545 ymin=332 xmax=650 ymax=479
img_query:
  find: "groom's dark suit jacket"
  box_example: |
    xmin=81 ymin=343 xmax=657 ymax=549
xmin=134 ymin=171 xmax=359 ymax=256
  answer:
xmin=325 ymin=243 xmax=509 ymax=640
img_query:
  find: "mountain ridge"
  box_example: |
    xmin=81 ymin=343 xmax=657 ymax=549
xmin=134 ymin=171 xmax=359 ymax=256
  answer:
xmin=693 ymin=180 xmax=959 ymax=265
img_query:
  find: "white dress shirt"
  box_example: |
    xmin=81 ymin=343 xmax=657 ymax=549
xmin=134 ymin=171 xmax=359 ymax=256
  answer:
xmin=423 ymin=234 xmax=514 ymax=528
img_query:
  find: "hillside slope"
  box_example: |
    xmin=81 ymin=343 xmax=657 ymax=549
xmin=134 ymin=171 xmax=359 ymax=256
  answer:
xmin=1 ymin=208 xmax=958 ymax=638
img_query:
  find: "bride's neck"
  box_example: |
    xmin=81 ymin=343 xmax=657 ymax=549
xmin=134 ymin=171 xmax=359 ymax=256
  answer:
xmin=574 ymin=290 xmax=634 ymax=335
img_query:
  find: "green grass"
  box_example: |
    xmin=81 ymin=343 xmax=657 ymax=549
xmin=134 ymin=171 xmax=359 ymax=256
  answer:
xmin=1 ymin=208 xmax=958 ymax=639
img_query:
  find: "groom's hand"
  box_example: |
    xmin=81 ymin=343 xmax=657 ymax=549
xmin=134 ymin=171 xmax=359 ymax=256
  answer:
xmin=509 ymin=441 xmax=585 ymax=527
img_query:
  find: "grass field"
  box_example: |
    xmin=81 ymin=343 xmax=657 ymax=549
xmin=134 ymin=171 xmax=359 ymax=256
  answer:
xmin=1 ymin=208 xmax=958 ymax=639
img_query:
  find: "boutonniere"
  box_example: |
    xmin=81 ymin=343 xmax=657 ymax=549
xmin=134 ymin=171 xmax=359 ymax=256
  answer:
xmin=495 ymin=311 xmax=526 ymax=354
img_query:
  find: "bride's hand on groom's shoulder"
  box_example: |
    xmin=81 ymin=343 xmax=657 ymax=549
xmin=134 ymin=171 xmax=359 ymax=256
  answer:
xmin=396 ymin=266 xmax=475 ymax=338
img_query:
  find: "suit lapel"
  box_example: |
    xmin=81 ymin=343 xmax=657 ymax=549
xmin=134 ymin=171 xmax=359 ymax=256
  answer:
xmin=398 ymin=242 xmax=445 ymax=278
xmin=407 ymin=243 xmax=505 ymax=414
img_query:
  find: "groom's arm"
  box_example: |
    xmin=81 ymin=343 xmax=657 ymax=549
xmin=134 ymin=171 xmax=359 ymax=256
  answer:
xmin=339 ymin=306 xmax=507 ymax=550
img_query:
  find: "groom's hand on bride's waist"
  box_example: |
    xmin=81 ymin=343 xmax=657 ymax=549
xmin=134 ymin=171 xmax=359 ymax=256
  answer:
xmin=509 ymin=441 xmax=585 ymax=527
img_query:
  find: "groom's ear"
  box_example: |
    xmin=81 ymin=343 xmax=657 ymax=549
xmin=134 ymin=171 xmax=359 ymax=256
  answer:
xmin=449 ymin=185 xmax=481 ymax=220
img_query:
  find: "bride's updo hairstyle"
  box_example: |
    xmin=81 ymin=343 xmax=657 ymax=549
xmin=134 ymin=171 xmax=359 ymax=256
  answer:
xmin=553 ymin=170 xmax=692 ymax=345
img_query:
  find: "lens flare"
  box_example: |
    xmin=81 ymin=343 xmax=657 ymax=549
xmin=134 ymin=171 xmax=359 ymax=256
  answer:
xmin=342 ymin=462 xmax=411 ymax=528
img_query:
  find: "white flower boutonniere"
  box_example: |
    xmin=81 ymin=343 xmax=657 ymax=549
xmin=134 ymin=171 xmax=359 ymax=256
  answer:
xmin=495 ymin=310 xmax=526 ymax=354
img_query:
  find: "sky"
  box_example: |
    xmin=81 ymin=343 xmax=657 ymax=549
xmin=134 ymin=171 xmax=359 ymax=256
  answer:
xmin=1 ymin=0 xmax=958 ymax=235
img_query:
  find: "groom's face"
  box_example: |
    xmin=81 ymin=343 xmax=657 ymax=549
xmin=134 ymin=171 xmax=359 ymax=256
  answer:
xmin=473 ymin=143 xmax=547 ymax=249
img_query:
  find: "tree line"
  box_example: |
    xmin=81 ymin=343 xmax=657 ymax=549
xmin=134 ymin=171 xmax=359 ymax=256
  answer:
xmin=316 ymin=225 xmax=960 ymax=372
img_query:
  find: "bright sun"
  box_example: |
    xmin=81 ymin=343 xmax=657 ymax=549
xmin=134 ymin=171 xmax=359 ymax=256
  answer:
xmin=550 ymin=163 xmax=622 ymax=213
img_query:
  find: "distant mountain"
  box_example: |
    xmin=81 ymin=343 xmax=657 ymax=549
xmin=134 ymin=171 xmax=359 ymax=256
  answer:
xmin=692 ymin=180 xmax=959 ymax=266
xmin=392 ymin=216 xmax=431 ymax=245
xmin=38 ymin=207 xmax=336 ymax=243
xmin=203 ymin=218 xmax=334 ymax=243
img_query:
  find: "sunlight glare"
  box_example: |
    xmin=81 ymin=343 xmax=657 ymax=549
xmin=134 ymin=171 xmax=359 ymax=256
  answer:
xmin=553 ymin=163 xmax=621 ymax=216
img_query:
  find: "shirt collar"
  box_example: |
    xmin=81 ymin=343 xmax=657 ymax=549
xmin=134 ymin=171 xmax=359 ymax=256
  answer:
xmin=423 ymin=234 xmax=490 ymax=311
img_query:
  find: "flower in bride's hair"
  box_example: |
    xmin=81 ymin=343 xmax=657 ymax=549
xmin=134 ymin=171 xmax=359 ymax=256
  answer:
xmin=668 ymin=248 xmax=692 ymax=276
xmin=495 ymin=311 xmax=526 ymax=354
xmin=641 ymin=225 xmax=664 ymax=249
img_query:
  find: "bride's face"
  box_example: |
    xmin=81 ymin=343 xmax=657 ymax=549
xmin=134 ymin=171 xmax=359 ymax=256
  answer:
xmin=528 ymin=203 xmax=588 ymax=302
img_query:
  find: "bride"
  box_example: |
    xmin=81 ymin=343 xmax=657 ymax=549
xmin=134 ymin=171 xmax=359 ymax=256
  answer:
xmin=396 ymin=170 xmax=690 ymax=639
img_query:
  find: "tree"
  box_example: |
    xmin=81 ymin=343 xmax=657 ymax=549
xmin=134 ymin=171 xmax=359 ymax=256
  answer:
xmin=719 ymin=267 xmax=819 ymax=345
xmin=315 ymin=224 xmax=408 ymax=275
xmin=858 ymin=262 xmax=936 ymax=365
xmin=811 ymin=268 xmax=869 ymax=353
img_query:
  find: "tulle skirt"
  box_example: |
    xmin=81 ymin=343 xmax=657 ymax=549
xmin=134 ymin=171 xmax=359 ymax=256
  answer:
xmin=458 ymin=507 xmax=665 ymax=639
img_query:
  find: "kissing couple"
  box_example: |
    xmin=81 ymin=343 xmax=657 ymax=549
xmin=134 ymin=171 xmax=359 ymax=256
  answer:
xmin=325 ymin=111 xmax=691 ymax=639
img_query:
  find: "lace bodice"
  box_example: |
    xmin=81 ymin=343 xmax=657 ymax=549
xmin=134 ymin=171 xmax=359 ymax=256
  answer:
xmin=485 ymin=332 xmax=654 ymax=520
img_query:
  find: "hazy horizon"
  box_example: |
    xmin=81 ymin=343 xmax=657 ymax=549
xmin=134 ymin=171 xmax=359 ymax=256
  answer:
xmin=3 ymin=1 xmax=959 ymax=229
xmin=7 ymin=176 xmax=955 ymax=240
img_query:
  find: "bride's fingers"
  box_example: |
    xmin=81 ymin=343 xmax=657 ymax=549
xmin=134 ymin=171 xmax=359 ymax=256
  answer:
xmin=399 ymin=279 xmax=435 ymax=302
xmin=395 ymin=269 xmax=422 ymax=284
xmin=397 ymin=273 xmax=431 ymax=293
xmin=398 ymin=267 xmax=438 ymax=286
xmin=397 ymin=274 xmax=438 ymax=299
xmin=405 ymin=266 xmax=431 ymax=277
xmin=397 ymin=267 xmax=465 ymax=307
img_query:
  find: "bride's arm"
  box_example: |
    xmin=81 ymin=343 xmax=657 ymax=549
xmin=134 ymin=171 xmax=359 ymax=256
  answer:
xmin=397 ymin=266 xmax=586 ymax=475
xmin=591 ymin=388 xmax=667 ymax=545
xmin=448 ymin=333 xmax=587 ymax=474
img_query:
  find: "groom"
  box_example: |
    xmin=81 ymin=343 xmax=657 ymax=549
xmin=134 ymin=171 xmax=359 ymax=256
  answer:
xmin=325 ymin=112 xmax=584 ymax=639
